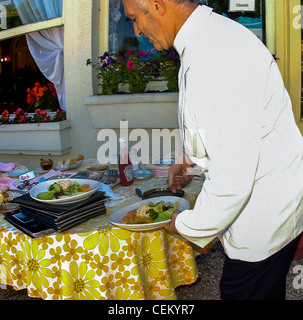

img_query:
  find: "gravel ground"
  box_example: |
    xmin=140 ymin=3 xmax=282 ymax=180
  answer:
xmin=176 ymin=241 xmax=303 ymax=300
xmin=0 ymin=242 xmax=302 ymax=301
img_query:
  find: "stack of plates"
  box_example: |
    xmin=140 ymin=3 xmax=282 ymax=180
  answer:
xmin=9 ymin=179 xmax=108 ymax=233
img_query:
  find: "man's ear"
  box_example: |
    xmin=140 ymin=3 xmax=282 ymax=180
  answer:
xmin=150 ymin=0 xmax=166 ymax=16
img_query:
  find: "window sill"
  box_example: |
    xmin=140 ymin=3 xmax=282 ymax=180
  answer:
xmin=84 ymin=92 xmax=179 ymax=129
xmin=0 ymin=120 xmax=71 ymax=155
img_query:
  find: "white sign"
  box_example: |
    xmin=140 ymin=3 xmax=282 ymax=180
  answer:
xmin=229 ymin=0 xmax=256 ymax=12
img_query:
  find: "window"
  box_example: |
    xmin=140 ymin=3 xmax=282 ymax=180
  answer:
xmin=0 ymin=0 xmax=65 ymax=112
xmin=0 ymin=0 xmax=62 ymax=31
xmin=0 ymin=35 xmax=47 ymax=112
xmin=108 ymin=0 xmax=154 ymax=53
xmin=0 ymin=0 xmax=22 ymax=30
xmin=108 ymin=0 xmax=266 ymax=53
xmin=208 ymin=0 xmax=265 ymax=44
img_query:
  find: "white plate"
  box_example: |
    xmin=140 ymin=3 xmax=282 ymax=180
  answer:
xmin=30 ymin=179 xmax=102 ymax=205
xmin=108 ymin=196 xmax=190 ymax=231
xmin=54 ymin=160 xmax=83 ymax=171
xmin=134 ymin=170 xmax=154 ymax=180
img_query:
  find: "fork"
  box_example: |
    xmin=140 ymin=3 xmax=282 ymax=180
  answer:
xmin=106 ymin=170 xmax=119 ymax=184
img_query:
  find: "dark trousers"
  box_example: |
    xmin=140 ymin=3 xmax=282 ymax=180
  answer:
xmin=220 ymin=234 xmax=301 ymax=300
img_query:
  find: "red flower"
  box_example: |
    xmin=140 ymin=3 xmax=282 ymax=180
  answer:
xmin=1 ymin=110 xmax=9 ymax=117
xmin=47 ymin=83 xmax=58 ymax=100
xmin=27 ymin=93 xmax=35 ymax=104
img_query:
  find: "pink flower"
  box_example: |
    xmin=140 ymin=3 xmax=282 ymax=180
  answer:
xmin=138 ymin=51 xmax=146 ymax=58
xmin=126 ymin=49 xmax=133 ymax=55
xmin=15 ymin=108 xmax=23 ymax=115
xmin=127 ymin=60 xmax=135 ymax=69
xmin=35 ymin=109 xmax=49 ymax=116
xmin=19 ymin=115 xmax=27 ymax=123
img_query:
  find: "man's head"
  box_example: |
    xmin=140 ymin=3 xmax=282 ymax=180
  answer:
xmin=122 ymin=0 xmax=199 ymax=51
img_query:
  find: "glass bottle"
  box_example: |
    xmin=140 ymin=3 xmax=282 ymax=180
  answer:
xmin=40 ymin=153 xmax=53 ymax=171
xmin=129 ymin=148 xmax=140 ymax=172
xmin=118 ymin=137 xmax=134 ymax=186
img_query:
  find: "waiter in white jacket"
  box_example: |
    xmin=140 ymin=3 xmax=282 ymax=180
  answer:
xmin=122 ymin=0 xmax=303 ymax=300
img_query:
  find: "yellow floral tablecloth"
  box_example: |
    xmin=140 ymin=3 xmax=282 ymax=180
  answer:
xmin=0 ymin=173 xmax=210 ymax=300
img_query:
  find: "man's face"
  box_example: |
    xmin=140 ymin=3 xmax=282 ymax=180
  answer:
xmin=122 ymin=0 xmax=171 ymax=51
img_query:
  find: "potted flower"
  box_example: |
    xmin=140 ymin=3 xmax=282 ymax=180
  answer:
xmin=158 ymin=48 xmax=180 ymax=92
xmin=87 ymin=52 xmax=123 ymax=95
xmin=11 ymin=108 xmax=31 ymax=124
xmin=0 ymin=108 xmax=71 ymax=155
xmin=120 ymin=48 xmax=157 ymax=93
xmin=53 ymin=108 xmax=67 ymax=122
xmin=0 ymin=108 xmax=67 ymax=124
xmin=32 ymin=109 xmax=51 ymax=122
xmin=0 ymin=105 xmax=69 ymax=156
xmin=0 ymin=110 xmax=10 ymax=124
xmin=27 ymin=82 xmax=60 ymax=112
xmin=85 ymin=48 xmax=180 ymax=129
xmin=87 ymin=48 xmax=160 ymax=95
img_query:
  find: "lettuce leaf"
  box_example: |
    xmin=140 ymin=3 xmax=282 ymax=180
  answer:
xmin=153 ymin=207 xmax=175 ymax=222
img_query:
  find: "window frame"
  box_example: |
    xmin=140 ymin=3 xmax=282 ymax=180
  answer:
xmin=275 ymin=0 xmax=302 ymax=133
xmin=99 ymin=0 xmax=109 ymax=55
xmin=0 ymin=0 xmax=65 ymax=41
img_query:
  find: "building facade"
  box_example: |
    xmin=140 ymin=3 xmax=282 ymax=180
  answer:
xmin=0 ymin=0 xmax=302 ymax=169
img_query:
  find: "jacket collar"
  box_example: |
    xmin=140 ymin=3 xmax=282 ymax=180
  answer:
xmin=174 ymin=5 xmax=213 ymax=58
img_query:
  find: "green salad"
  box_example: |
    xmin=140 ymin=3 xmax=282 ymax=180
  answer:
xmin=121 ymin=201 xmax=180 ymax=224
xmin=37 ymin=180 xmax=92 ymax=200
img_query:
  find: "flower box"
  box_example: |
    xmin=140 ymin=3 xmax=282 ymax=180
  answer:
xmin=0 ymin=120 xmax=72 ymax=155
xmin=85 ymin=92 xmax=179 ymax=129
xmin=8 ymin=112 xmax=57 ymax=122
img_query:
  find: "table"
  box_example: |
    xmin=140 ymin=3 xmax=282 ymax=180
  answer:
xmin=0 ymin=170 xmax=212 ymax=300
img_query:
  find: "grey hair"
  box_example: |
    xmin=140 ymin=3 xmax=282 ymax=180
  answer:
xmin=135 ymin=0 xmax=200 ymax=14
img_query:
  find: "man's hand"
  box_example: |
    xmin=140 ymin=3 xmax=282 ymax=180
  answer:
xmin=165 ymin=210 xmax=181 ymax=234
xmin=168 ymin=153 xmax=193 ymax=193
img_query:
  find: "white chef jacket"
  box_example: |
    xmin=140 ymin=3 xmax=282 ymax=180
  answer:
xmin=174 ymin=5 xmax=303 ymax=262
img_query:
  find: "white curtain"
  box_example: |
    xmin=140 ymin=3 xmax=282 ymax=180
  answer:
xmin=26 ymin=27 xmax=65 ymax=110
xmin=109 ymin=0 xmax=122 ymax=52
xmin=13 ymin=0 xmax=65 ymax=110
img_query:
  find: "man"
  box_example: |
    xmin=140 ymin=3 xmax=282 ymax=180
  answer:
xmin=121 ymin=0 xmax=303 ymax=300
